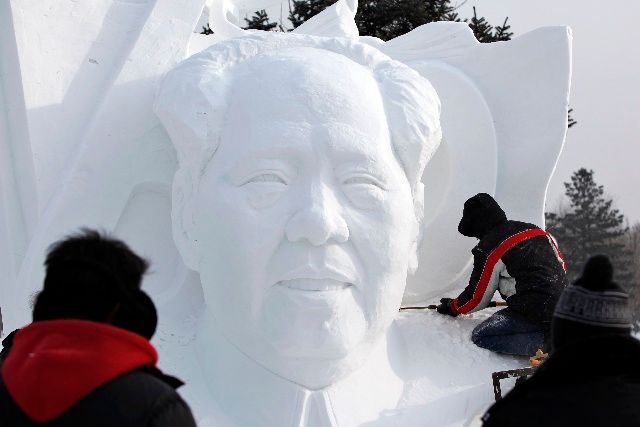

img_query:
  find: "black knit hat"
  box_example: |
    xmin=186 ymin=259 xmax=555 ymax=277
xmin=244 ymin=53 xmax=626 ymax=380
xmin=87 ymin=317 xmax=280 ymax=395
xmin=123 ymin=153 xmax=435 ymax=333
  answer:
xmin=458 ymin=193 xmax=507 ymax=238
xmin=32 ymin=229 xmax=157 ymax=340
xmin=552 ymin=255 xmax=631 ymax=350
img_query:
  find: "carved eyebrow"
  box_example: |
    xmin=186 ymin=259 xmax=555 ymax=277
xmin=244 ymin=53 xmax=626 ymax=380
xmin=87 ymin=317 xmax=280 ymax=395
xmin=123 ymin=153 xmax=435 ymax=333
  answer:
xmin=335 ymin=160 xmax=391 ymax=179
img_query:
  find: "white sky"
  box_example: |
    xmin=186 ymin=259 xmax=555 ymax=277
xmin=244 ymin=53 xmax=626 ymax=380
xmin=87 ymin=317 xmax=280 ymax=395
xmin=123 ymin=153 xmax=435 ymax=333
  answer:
xmin=247 ymin=0 xmax=640 ymax=223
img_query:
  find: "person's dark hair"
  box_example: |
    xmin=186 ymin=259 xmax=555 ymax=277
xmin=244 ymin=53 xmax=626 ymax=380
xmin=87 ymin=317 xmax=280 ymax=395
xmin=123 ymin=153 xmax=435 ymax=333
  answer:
xmin=32 ymin=229 xmax=157 ymax=339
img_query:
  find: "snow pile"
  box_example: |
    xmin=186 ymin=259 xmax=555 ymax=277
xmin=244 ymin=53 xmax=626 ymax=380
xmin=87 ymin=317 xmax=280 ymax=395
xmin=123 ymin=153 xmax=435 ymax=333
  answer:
xmin=394 ymin=309 xmax=524 ymax=426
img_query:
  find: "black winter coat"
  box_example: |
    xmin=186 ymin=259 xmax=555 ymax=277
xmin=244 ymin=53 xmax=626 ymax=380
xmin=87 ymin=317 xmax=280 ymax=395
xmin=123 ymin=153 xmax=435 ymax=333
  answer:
xmin=453 ymin=220 xmax=567 ymax=322
xmin=0 ymin=320 xmax=196 ymax=427
xmin=482 ymin=335 xmax=640 ymax=427
xmin=0 ymin=368 xmax=196 ymax=427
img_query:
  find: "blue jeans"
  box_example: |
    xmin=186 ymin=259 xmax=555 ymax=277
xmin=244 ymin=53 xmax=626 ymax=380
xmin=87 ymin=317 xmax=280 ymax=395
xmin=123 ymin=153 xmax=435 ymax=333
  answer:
xmin=471 ymin=308 xmax=547 ymax=356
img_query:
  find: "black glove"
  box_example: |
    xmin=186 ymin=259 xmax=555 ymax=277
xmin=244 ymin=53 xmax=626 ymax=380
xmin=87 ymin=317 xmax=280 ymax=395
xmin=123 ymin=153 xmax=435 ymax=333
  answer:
xmin=436 ymin=298 xmax=458 ymax=317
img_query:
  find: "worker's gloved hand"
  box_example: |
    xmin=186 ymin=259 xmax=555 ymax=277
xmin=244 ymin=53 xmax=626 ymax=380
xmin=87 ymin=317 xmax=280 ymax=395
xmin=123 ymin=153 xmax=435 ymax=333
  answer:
xmin=436 ymin=298 xmax=458 ymax=317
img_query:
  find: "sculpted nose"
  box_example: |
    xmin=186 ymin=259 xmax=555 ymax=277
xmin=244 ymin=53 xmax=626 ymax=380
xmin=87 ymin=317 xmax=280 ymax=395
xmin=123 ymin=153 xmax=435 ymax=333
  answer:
xmin=285 ymin=185 xmax=349 ymax=246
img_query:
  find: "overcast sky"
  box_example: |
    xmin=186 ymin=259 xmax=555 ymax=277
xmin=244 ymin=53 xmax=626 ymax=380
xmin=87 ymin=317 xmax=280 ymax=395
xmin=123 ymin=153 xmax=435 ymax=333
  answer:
xmin=245 ymin=0 xmax=640 ymax=223
xmin=455 ymin=0 xmax=640 ymax=223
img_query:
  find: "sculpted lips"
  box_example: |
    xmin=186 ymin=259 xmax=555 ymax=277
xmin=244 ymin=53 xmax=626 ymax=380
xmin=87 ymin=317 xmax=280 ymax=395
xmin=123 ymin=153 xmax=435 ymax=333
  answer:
xmin=280 ymin=278 xmax=351 ymax=292
xmin=277 ymin=266 xmax=356 ymax=292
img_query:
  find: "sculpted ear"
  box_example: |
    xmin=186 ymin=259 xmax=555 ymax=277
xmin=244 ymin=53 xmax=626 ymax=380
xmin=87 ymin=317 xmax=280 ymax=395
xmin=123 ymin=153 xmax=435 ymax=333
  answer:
xmin=172 ymin=172 xmax=200 ymax=271
xmin=408 ymin=182 xmax=425 ymax=274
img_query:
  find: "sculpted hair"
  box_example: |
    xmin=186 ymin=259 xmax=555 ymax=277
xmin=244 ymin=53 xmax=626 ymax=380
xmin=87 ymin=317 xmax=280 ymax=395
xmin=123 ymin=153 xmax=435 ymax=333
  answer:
xmin=154 ymin=33 xmax=442 ymax=268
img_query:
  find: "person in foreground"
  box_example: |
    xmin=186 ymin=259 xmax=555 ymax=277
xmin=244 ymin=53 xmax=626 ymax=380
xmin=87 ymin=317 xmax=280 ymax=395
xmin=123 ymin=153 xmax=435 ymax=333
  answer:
xmin=481 ymin=255 xmax=640 ymax=426
xmin=436 ymin=193 xmax=567 ymax=356
xmin=0 ymin=229 xmax=196 ymax=426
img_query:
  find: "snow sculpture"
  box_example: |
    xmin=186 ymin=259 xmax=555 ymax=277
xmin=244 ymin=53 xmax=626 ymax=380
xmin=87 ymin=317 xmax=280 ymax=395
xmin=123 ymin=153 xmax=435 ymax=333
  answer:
xmin=154 ymin=32 xmax=441 ymax=415
xmin=1 ymin=0 xmax=571 ymax=425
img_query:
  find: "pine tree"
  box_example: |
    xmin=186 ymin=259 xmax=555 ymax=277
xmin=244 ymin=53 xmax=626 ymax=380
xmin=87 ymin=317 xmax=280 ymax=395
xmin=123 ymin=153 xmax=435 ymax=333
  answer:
xmin=624 ymin=223 xmax=640 ymax=330
xmin=289 ymin=0 xmax=336 ymax=29
xmin=465 ymin=7 xmax=512 ymax=43
xmin=545 ymin=168 xmax=633 ymax=283
xmin=200 ymin=23 xmax=214 ymax=35
xmin=244 ymin=9 xmax=279 ymax=31
xmin=287 ymin=0 xmax=511 ymax=42
xmin=568 ymin=108 xmax=577 ymax=128
xmin=355 ymin=0 xmax=457 ymax=41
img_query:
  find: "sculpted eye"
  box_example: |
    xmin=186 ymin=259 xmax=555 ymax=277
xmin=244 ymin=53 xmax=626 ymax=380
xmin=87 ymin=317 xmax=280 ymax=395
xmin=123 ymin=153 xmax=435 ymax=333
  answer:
xmin=245 ymin=173 xmax=287 ymax=185
xmin=241 ymin=172 xmax=288 ymax=209
xmin=343 ymin=175 xmax=386 ymax=190
xmin=342 ymin=174 xmax=387 ymax=210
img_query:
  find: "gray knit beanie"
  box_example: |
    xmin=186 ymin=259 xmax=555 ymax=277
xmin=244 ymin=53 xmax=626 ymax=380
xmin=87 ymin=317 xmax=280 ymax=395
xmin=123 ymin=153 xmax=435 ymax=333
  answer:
xmin=552 ymin=255 xmax=631 ymax=349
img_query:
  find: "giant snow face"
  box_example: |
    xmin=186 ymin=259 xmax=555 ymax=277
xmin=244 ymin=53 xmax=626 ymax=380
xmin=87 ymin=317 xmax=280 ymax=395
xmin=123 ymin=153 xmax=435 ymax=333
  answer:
xmin=190 ymin=48 xmax=419 ymax=371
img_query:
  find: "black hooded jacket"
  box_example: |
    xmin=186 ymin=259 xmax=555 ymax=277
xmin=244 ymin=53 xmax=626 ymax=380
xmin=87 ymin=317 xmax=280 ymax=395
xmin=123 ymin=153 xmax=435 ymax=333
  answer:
xmin=482 ymin=255 xmax=638 ymax=426
xmin=0 ymin=320 xmax=196 ymax=427
xmin=452 ymin=194 xmax=567 ymax=322
xmin=482 ymin=334 xmax=640 ymax=427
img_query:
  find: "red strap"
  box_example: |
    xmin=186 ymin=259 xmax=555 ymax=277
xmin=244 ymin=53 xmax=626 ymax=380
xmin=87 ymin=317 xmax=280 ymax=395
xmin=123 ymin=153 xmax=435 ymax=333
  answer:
xmin=546 ymin=233 xmax=567 ymax=272
xmin=452 ymin=228 xmax=551 ymax=315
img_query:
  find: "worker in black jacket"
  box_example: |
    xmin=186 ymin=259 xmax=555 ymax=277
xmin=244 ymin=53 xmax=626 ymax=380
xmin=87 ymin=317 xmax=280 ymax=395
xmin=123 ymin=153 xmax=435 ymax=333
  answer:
xmin=482 ymin=255 xmax=640 ymax=427
xmin=0 ymin=229 xmax=197 ymax=426
xmin=436 ymin=193 xmax=567 ymax=356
